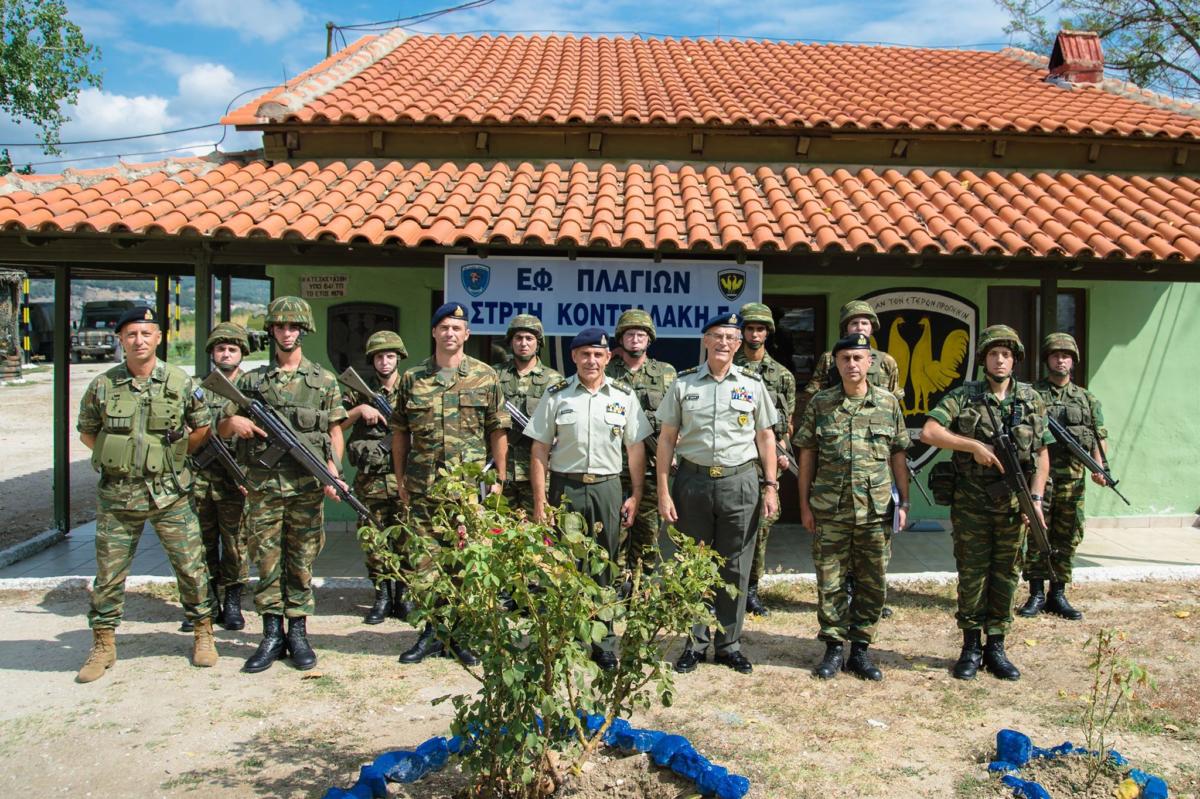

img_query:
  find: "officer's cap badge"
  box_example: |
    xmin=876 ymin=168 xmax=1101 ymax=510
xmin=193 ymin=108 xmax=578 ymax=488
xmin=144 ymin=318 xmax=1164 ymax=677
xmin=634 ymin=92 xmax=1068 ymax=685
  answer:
xmin=600 ymin=334 xmax=607 ymax=346
xmin=454 ymin=306 xmax=465 ymax=318
xmin=144 ymin=309 xmax=153 ymax=320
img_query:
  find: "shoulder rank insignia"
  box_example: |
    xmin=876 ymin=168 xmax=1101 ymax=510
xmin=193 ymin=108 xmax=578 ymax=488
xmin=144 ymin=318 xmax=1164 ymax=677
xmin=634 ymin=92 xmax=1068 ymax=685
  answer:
xmin=547 ymin=379 xmax=570 ymax=394
xmin=677 ymin=366 xmax=699 ymax=377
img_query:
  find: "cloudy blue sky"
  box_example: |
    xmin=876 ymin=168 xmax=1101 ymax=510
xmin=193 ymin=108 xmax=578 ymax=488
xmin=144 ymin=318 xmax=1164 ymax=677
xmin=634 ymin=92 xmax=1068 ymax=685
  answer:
xmin=1 ymin=0 xmax=1025 ymax=171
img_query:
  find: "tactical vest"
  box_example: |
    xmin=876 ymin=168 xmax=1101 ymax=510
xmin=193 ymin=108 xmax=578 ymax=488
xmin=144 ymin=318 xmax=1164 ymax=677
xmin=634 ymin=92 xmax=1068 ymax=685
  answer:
xmin=238 ymin=365 xmax=331 ymax=467
xmin=735 ymin=352 xmax=792 ymax=434
xmin=1040 ymin=383 xmax=1097 ymax=452
xmin=499 ymin=362 xmax=559 ymax=480
xmin=951 ymin=381 xmax=1041 ymax=479
xmin=346 ymin=376 xmax=398 ymax=474
xmin=608 ymin=358 xmax=672 ymax=432
xmin=91 ymin=367 xmax=190 ymax=480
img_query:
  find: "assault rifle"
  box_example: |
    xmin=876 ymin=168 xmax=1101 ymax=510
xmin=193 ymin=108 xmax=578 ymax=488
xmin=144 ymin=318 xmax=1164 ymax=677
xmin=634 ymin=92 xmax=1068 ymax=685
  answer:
xmin=338 ymin=367 xmax=394 ymax=455
xmin=776 ymin=439 xmax=800 ymax=478
xmin=1046 ymin=416 xmax=1130 ymax=506
xmin=504 ymin=399 xmax=530 ymax=431
xmin=979 ymin=400 xmax=1055 ymax=568
xmin=201 ymin=369 xmax=382 ymax=528
xmin=192 ymin=431 xmax=248 ymax=488
xmin=907 ymin=458 xmax=933 ymax=505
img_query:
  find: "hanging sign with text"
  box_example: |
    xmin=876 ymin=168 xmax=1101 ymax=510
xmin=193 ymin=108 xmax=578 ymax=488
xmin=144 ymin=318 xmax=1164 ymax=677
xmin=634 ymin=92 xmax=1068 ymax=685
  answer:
xmin=299 ymin=274 xmax=349 ymax=299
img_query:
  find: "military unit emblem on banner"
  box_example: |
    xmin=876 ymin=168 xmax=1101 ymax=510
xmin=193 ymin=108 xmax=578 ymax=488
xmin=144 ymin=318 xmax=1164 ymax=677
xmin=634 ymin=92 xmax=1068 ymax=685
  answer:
xmin=717 ymin=269 xmax=747 ymax=301
xmin=461 ymin=263 xmax=491 ymax=297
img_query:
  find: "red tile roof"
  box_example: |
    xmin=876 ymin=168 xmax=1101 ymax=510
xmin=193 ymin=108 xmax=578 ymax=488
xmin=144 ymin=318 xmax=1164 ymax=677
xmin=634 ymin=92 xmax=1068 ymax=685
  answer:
xmin=3 ymin=158 xmax=1198 ymax=261
xmin=223 ymin=33 xmax=1200 ymax=139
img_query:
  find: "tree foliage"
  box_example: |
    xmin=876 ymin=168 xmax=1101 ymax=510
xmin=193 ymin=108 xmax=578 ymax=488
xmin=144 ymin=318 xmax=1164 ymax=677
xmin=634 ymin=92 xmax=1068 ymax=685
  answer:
xmin=0 ymin=0 xmax=102 ymax=153
xmin=996 ymin=0 xmax=1200 ymax=98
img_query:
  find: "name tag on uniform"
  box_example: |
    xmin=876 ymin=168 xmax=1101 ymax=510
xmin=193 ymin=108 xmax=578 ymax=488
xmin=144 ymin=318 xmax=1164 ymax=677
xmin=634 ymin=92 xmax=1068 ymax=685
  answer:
xmin=556 ymin=408 xmax=578 ymax=425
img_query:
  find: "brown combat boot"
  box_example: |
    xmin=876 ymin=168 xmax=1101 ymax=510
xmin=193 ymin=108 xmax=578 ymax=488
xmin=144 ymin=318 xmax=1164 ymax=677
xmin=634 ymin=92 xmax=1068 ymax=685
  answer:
xmin=76 ymin=628 xmax=116 ymax=683
xmin=192 ymin=617 xmax=219 ymax=668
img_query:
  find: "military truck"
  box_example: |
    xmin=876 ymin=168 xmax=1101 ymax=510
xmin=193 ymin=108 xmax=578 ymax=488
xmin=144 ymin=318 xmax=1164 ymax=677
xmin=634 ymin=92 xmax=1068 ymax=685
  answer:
xmin=70 ymin=300 xmax=138 ymax=362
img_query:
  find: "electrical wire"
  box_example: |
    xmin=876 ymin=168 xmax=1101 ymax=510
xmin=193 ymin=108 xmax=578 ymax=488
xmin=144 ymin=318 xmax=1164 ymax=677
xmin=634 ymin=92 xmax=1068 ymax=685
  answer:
xmin=0 ymin=123 xmax=223 ymax=148
xmin=333 ymin=0 xmax=495 ymax=33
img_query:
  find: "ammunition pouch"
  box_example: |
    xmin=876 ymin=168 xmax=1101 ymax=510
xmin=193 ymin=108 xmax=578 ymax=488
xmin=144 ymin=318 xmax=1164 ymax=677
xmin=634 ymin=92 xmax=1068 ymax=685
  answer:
xmin=348 ymin=436 xmax=392 ymax=472
xmin=928 ymin=461 xmax=957 ymax=506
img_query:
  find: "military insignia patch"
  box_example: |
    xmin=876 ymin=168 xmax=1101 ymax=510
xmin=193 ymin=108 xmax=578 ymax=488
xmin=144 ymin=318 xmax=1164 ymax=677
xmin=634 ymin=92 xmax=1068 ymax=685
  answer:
xmin=731 ymin=387 xmax=754 ymax=403
xmin=460 ymin=263 xmax=491 ymax=297
xmin=717 ymin=269 xmax=747 ymax=301
xmin=605 ymin=403 xmax=626 ymax=416
xmin=737 ymin=413 xmax=749 ymax=426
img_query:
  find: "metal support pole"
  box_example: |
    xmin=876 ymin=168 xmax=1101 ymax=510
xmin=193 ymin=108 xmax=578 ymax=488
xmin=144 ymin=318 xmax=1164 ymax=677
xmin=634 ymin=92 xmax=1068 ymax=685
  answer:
xmin=155 ymin=272 xmax=170 ymax=361
xmin=194 ymin=252 xmax=212 ymax=377
xmin=220 ymin=273 xmax=232 ymax=321
xmin=53 ymin=266 xmax=71 ymax=534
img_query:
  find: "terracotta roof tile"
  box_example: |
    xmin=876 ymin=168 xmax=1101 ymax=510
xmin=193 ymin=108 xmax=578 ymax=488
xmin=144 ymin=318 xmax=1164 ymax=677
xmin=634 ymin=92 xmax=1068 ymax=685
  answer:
xmin=3 ymin=157 xmax=1199 ymax=263
xmin=223 ymin=34 xmax=1200 ymax=139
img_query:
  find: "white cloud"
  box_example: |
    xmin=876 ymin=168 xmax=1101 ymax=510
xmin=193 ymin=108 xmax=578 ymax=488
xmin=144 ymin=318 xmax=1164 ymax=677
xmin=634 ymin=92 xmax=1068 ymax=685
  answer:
xmin=177 ymin=63 xmax=239 ymax=109
xmin=61 ymin=88 xmax=178 ymax=141
xmin=170 ymin=0 xmax=308 ymax=43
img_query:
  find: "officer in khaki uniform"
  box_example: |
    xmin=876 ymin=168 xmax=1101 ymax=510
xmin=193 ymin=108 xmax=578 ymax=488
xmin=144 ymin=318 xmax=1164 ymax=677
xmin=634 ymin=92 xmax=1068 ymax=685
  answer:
xmin=341 ymin=330 xmax=409 ymax=624
xmin=606 ymin=309 xmax=676 ymax=573
xmin=658 ymin=313 xmax=780 ymax=675
xmin=497 ymin=314 xmax=563 ymax=514
xmin=796 ymin=333 xmax=909 ymax=681
xmin=220 ymin=296 xmax=349 ymax=674
xmin=75 ymin=307 xmax=218 ymax=683
xmin=734 ymin=302 xmax=796 ymax=616
xmin=526 ymin=327 xmax=651 ymax=669
xmin=922 ymin=325 xmax=1051 ymax=682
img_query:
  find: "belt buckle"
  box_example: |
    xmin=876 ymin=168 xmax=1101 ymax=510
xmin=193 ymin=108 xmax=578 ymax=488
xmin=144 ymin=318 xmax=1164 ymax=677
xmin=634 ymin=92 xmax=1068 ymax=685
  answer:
xmin=582 ymin=473 xmax=598 ymax=484
xmin=709 ymin=466 xmax=723 ymax=478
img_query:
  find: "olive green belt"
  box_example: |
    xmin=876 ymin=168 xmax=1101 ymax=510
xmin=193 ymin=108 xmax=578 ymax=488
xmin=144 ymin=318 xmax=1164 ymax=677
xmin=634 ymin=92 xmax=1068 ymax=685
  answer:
xmin=678 ymin=459 xmax=756 ymax=479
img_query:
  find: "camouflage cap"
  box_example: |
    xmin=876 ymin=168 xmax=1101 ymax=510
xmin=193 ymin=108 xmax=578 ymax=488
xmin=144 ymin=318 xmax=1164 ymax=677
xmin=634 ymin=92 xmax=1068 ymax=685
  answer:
xmin=977 ymin=324 xmax=1025 ymax=359
xmin=364 ymin=330 xmax=408 ymax=359
xmin=839 ymin=300 xmax=879 ymax=332
xmin=739 ymin=302 xmax=775 ymax=332
xmin=205 ymin=321 xmax=250 ymax=354
xmin=1042 ymin=332 xmax=1079 ymax=361
xmin=264 ymin=295 xmax=315 ymax=333
xmin=506 ymin=314 xmax=544 ymax=342
xmin=614 ymin=308 xmax=656 ymax=343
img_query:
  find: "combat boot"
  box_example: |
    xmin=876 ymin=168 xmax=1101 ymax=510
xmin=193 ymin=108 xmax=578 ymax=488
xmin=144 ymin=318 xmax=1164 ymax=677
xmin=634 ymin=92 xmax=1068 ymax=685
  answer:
xmin=286 ymin=617 xmax=318 ymax=670
xmin=983 ymin=635 xmax=1021 ymax=680
xmin=952 ymin=630 xmax=983 ymax=680
xmin=192 ymin=617 xmax=219 ymax=668
xmin=76 ymin=628 xmax=116 ymax=683
xmin=814 ymin=640 xmax=844 ymax=680
xmin=1017 ymin=580 xmax=1046 ymax=617
xmin=845 ymin=641 xmax=883 ymax=681
xmin=450 ymin=638 xmax=481 ymax=667
xmin=393 ymin=581 xmax=416 ymax=621
xmin=179 ymin=616 xmax=195 ymax=632
xmin=243 ymin=614 xmax=286 ymax=673
xmin=1044 ymin=582 xmax=1083 ymax=620
xmin=364 ymin=581 xmax=393 ymax=625
xmin=398 ymin=623 xmax=445 ymax=664
xmin=220 ymin=584 xmax=245 ymax=631
xmin=745 ymin=583 xmax=769 ymax=617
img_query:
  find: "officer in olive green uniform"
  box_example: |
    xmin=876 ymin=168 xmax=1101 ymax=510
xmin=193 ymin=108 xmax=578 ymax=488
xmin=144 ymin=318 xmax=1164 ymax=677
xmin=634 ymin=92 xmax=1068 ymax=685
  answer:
xmin=497 ymin=314 xmax=563 ymax=514
xmin=526 ymin=327 xmax=651 ymax=669
xmin=606 ymin=309 xmax=677 ymax=573
xmin=191 ymin=321 xmax=251 ymax=632
xmin=658 ymin=314 xmax=780 ymax=675
xmin=735 ymin=302 xmax=797 ymax=616
xmin=802 ymin=300 xmax=904 ymax=403
xmin=922 ymin=325 xmax=1051 ymax=682
xmin=75 ymin=307 xmax=218 ymax=683
xmin=1019 ymin=332 xmax=1109 ymax=621
xmin=221 ymin=296 xmax=349 ymax=674
xmin=796 ymin=333 xmax=910 ymax=681
xmin=342 ymin=330 xmax=409 ymax=624
xmin=391 ymin=302 xmax=509 ymax=665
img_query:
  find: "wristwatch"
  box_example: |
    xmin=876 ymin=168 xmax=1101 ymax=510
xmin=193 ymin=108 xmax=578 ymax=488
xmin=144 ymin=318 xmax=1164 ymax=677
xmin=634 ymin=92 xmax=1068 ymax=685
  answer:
xmin=763 ymin=480 xmax=779 ymax=489
xmin=1030 ymin=494 xmax=1043 ymax=502
xmin=898 ymin=501 xmax=911 ymax=509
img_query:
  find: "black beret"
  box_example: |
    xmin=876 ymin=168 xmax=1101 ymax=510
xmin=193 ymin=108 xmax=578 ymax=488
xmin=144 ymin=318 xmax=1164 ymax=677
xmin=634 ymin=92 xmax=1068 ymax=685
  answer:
xmin=432 ymin=302 xmax=469 ymax=326
xmin=832 ymin=332 xmax=871 ymax=356
xmin=570 ymin=327 xmax=609 ymax=350
xmin=703 ymin=312 xmax=742 ymax=333
xmin=115 ymin=306 xmax=159 ymax=332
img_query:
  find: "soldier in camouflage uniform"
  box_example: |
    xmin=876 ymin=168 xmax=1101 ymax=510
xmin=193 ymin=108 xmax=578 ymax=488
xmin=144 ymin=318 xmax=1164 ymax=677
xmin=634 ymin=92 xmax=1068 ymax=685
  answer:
xmin=75 ymin=307 xmax=218 ymax=683
xmin=735 ymin=302 xmax=797 ymax=616
xmin=220 ymin=296 xmax=349 ymax=673
xmin=1019 ymin=332 xmax=1109 ymax=621
xmin=606 ymin=309 xmax=676 ymax=574
xmin=922 ymin=325 xmax=1051 ymax=681
xmin=189 ymin=322 xmax=251 ymax=633
xmin=795 ymin=333 xmax=909 ymax=681
xmin=342 ymin=330 xmax=409 ymax=625
xmin=390 ymin=302 xmax=510 ymax=665
xmin=496 ymin=315 xmax=563 ymax=514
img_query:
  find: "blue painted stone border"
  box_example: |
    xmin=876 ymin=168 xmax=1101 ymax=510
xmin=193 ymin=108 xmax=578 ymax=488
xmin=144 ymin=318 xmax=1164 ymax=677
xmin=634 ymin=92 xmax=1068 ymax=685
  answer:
xmin=988 ymin=729 xmax=1168 ymax=799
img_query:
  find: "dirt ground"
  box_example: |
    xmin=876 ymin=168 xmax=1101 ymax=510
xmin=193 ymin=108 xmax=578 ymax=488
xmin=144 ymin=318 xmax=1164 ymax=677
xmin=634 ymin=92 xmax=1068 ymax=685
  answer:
xmin=0 ymin=579 xmax=1196 ymax=799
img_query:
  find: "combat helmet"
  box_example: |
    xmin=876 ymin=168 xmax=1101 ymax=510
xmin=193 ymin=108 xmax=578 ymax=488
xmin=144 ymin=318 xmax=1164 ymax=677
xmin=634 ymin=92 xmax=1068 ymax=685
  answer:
xmin=364 ymin=330 xmax=408 ymax=359
xmin=1041 ymin=332 xmax=1079 ymax=361
xmin=205 ymin=321 xmax=250 ymax=354
xmin=614 ymin=308 xmax=656 ymax=343
xmin=264 ymin=295 xmax=315 ymax=333
xmin=839 ymin=300 xmax=879 ymax=333
xmin=739 ymin=302 xmax=775 ymax=333
xmin=506 ymin=314 xmax=544 ymax=344
xmin=976 ymin=324 xmax=1025 ymax=360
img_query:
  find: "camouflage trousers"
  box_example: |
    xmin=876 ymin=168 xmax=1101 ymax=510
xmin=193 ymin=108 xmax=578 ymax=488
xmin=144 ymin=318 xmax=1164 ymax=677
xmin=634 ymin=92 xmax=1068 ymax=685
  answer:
xmin=620 ymin=473 xmax=662 ymax=572
xmin=195 ymin=491 xmax=248 ymax=590
xmin=503 ymin=479 xmax=537 ymax=516
xmin=356 ymin=476 xmax=403 ymax=584
xmin=812 ymin=519 xmax=888 ymax=643
xmin=749 ymin=491 xmax=781 ymax=585
xmin=89 ymin=493 xmax=214 ymax=629
xmin=245 ymin=488 xmax=326 ymax=617
xmin=950 ymin=490 xmax=1027 ymax=636
xmin=1023 ymin=473 xmax=1085 ymax=583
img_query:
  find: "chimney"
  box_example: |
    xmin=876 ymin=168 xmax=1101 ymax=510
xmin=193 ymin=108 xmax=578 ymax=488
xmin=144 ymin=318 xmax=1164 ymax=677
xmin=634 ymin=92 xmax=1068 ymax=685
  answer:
xmin=1046 ymin=30 xmax=1104 ymax=86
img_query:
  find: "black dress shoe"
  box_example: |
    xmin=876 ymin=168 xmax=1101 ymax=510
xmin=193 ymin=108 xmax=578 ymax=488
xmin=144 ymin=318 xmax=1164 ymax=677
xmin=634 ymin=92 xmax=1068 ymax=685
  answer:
xmin=449 ymin=639 xmax=480 ymax=667
xmin=674 ymin=647 xmax=706 ymax=673
xmin=715 ymin=650 xmax=753 ymax=674
xmin=398 ymin=624 xmax=444 ymax=664
xmin=286 ymin=616 xmax=318 ymax=671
